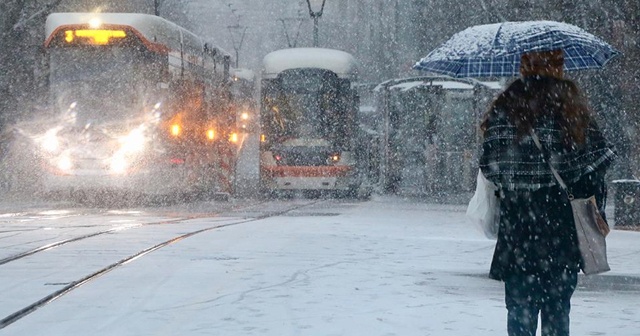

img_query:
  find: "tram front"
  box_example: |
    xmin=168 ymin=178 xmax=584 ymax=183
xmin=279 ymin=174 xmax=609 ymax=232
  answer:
xmin=260 ymin=48 xmax=360 ymax=195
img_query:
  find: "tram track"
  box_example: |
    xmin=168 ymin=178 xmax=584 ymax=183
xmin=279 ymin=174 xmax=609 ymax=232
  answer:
xmin=0 ymin=199 xmax=272 ymax=267
xmin=0 ymin=199 xmax=324 ymax=330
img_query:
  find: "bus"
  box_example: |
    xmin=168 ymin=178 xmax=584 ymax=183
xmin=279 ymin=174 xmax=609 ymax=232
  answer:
xmin=6 ymin=12 xmax=238 ymax=201
xmin=259 ymin=48 xmax=366 ymax=197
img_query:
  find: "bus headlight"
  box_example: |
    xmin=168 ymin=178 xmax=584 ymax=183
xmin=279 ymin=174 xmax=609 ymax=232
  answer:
xmin=118 ymin=126 xmax=146 ymax=153
xmin=57 ymin=155 xmax=73 ymax=172
xmin=36 ymin=126 xmax=63 ymax=154
xmin=110 ymin=155 xmax=128 ymax=174
xmin=42 ymin=137 xmax=60 ymax=154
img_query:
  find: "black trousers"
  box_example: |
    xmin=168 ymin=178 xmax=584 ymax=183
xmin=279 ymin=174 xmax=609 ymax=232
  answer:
xmin=504 ymin=269 xmax=578 ymax=336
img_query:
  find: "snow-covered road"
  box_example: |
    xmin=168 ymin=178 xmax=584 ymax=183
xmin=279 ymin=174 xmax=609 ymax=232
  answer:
xmin=1 ymin=196 xmax=639 ymax=335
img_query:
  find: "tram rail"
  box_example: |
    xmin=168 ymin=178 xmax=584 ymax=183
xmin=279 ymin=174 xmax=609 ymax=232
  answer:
xmin=0 ymin=199 xmax=323 ymax=329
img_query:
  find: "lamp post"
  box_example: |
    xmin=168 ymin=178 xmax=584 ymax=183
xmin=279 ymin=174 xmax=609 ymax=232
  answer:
xmin=305 ymin=0 xmax=326 ymax=47
xmin=153 ymin=0 xmax=160 ymax=15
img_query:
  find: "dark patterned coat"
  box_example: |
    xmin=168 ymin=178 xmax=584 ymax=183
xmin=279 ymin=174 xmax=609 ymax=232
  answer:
xmin=480 ymin=77 xmax=615 ymax=280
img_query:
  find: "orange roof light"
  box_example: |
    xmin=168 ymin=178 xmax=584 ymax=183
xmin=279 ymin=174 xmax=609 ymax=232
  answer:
xmin=65 ymin=29 xmax=127 ymax=45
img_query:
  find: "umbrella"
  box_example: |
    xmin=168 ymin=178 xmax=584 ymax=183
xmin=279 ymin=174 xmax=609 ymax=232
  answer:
xmin=413 ymin=20 xmax=621 ymax=78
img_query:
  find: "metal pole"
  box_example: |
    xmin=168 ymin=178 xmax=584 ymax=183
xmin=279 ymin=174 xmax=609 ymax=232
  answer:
xmin=154 ymin=0 xmax=159 ymax=16
xmin=313 ymin=16 xmax=319 ymax=47
xmin=305 ymin=0 xmax=326 ymax=47
xmin=227 ymin=26 xmax=247 ymax=68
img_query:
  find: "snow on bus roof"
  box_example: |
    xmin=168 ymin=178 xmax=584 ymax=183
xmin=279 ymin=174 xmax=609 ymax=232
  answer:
xmin=45 ymin=12 xmax=230 ymax=57
xmin=262 ymin=48 xmax=358 ymax=79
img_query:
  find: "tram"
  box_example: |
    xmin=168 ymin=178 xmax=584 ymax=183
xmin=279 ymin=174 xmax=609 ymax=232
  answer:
xmin=259 ymin=48 xmax=366 ymax=196
xmin=7 ymin=13 xmax=238 ymax=199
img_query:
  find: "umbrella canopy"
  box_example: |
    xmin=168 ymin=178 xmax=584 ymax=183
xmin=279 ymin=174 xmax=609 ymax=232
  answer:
xmin=413 ymin=20 xmax=620 ymax=78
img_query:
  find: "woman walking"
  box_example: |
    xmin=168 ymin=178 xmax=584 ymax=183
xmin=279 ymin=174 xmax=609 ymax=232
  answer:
xmin=479 ymin=49 xmax=616 ymax=336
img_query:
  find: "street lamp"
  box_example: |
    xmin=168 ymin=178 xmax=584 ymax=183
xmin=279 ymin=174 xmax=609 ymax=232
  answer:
xmin=305 ymin=0 xmax=326 ymax=47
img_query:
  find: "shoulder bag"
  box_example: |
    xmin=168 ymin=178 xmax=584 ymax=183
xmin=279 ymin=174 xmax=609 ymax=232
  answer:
xmin=531 ymin=131 xmax=610 ymax=275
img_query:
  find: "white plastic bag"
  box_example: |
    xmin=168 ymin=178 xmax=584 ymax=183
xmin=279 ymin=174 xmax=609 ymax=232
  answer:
xmin=466 ymin=170 xmax=500 ymax=239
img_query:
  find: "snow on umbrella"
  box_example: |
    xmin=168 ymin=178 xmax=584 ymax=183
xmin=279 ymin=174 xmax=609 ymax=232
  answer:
xmin=413 ymin=20 xmax=621 ymax=78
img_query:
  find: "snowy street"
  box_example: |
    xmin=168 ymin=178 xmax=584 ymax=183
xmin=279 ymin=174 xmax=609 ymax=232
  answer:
xmin=1 ymin=196 xmax=639 ymax=335
xmin=0 ymin=2 xmax=638 ymax=335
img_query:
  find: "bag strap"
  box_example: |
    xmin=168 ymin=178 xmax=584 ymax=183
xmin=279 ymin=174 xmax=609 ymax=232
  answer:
xmin=530 ymin=130 xmax=574 ymax=200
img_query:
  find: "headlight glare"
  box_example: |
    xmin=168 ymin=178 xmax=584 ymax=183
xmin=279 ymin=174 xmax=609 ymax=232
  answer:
xmin=57 ymin=156 xmax=73 ymax=171
xmin=110 ymin=155 xmax=128 ymax=174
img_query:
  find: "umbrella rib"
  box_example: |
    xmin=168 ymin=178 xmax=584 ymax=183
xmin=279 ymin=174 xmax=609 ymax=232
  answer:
xmin=491 ymin=22 xmax=506 ymax=54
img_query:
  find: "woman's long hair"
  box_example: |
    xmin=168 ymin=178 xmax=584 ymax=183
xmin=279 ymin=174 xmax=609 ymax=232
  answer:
xmin=481 ymin=76 xmax=592 ymax=146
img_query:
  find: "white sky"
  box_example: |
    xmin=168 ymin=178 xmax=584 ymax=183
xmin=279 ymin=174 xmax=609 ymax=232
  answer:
xmin=1 ymin=196 xmax=639 ymax=335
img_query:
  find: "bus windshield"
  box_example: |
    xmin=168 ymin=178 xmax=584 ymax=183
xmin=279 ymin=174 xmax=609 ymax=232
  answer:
xmin=262 ymin=69 xmax=352 ymax=149
xmin=49 ymin=46 xmax=155 ymax=125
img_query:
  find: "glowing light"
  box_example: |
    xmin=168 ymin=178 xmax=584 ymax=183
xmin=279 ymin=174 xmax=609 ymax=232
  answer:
xmin=260 ymin=134 xmax=266 ymax=142
xmin=229 ymin=132 xmax=239 ymax=143
xmin=170 ymin=124 xmax=181 ymax=137
xmin=110 ymin=155 xmax=128 ymax=174
xmin=240 ymin=112 xmax=249 ymax=120
xmin=154 ymin=102 xmax=161 ymax=109
xmin=206 ymin=129 xmax=215 ymax=140
xmin=42 ymin=138 xmax=59 ymax=153
xmin=118 ymin=126 xmax=146 ymax=153
xmin=331 ymin=154 xmax=340 ymax=162
xmin=88 ymin=18 xmax=102 ymax=28
xmin=66 ymin=29 xmax=126 ymax=45
xmin=57 ymin=156 xmax=73 ymax=171
xmin=40 ymin=127 xmax=62 ymax=153
xmin=65 ymin=31 xmax=74 ymax=43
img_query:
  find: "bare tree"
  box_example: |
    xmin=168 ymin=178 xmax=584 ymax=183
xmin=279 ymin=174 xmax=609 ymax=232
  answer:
xmin=0 ymin=0 xmax=64 ymax=128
